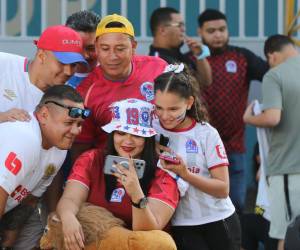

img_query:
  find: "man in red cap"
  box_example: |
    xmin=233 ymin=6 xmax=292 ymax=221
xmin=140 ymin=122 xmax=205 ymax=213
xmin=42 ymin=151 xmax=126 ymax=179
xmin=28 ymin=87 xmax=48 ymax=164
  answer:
xmin=0 ymin=25 xmax=87 ymax=249
xmin=0 ymin=24 xmax=87 ymax=123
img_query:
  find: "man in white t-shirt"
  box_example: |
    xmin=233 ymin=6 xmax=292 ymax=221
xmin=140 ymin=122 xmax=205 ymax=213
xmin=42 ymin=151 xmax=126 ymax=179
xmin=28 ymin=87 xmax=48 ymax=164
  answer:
xmin=0 ymin=24 xmax=87 ymax=123
xmin=0 ymin=85 xmax=89 ymax=248
xmin=0 ymin=24 xmax=87 ymax=249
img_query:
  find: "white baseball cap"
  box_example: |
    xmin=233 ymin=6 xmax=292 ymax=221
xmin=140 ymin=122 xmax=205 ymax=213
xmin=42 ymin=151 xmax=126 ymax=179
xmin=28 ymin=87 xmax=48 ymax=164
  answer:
xmin=102 ymin=98 xmax=156 ymax=137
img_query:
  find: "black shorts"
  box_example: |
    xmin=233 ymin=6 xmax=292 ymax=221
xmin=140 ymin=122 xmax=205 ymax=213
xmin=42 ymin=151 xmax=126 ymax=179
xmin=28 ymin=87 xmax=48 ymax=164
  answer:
xmin=241 ymin=213 xmax=278 ymax=250
xmin=171 ymin=212 xmax=241 ymax=250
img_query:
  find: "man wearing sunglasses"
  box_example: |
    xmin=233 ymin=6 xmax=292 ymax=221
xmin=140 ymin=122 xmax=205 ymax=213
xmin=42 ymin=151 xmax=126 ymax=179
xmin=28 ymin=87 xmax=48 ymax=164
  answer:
xmin=0 ymin=24 xmax=87 ymax=249
xmin=0 ymin=85 xmax=88 ymax=249
xmin=149 ymin=7 xmax=212 ymax=88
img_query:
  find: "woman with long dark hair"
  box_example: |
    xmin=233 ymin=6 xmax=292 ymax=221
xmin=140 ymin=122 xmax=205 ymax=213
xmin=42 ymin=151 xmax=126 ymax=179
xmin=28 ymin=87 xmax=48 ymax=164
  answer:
xmin=57 ymin=98 xmax=179 ymax=250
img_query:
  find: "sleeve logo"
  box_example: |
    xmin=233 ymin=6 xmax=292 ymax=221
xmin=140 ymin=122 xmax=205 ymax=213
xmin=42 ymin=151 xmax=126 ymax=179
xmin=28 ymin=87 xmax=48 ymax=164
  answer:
xmin=5 ymin=152 xmax=22 ymax=175
xmin=216 ymin=145 xmax=227 ymax=160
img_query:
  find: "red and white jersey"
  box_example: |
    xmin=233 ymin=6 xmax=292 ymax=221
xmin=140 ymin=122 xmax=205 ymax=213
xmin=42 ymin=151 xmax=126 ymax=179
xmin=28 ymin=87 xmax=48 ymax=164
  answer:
xmin=76 ymin=55 xmax=167 ymax=150
xmin=0 ymin=52 xmax=43 ymax=112
xmin=0 ymin=114 xmax=66 ymax=212
xmin=68 ymin=149 xmax=179 ymax=227
xmin=153 ymin=119 xmax=235 ymax=226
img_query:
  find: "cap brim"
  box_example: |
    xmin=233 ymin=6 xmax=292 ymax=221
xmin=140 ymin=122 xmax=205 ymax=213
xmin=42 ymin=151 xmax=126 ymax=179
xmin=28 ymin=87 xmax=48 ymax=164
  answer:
xmin=102 ymin=123 xmax=115 ymax=134
xmin=53 ymin=51 xmax=88 ymax=65
xmin=102 ymin=122 xmax=156 ymax=137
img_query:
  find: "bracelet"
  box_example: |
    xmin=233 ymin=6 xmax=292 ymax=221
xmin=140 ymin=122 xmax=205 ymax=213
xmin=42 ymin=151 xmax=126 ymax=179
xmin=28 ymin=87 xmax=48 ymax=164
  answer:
xmin=197 ymin=44 xmax=211 ymax=60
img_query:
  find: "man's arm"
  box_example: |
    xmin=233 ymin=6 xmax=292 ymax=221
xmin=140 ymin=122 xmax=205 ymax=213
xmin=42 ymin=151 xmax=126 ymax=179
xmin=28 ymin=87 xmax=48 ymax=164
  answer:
xmin=0 ymin=187 xmax=9 ymax=219
xmin=243 ymin=102 xmax=281 ymax=127
xmin=194 ymin=58 xmax=212 ymax=87
xmin=44 ymin=169 xmax=64 ymax=212
xmin=185 ymin=37 xmax=212 ymax=86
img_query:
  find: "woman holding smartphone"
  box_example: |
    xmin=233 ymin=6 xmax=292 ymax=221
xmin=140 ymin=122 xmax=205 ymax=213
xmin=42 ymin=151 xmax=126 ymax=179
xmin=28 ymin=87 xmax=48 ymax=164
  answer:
xmin=153 ymin=65 xmax=241 ymax=250
xmin=56 ymin=98 xmax=179 ymax=250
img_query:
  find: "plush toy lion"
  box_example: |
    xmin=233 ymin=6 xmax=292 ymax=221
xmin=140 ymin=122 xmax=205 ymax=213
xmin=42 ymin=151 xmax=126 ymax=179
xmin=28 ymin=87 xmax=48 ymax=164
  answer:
xmin=40 ymin=203 xmax=177 ymax=250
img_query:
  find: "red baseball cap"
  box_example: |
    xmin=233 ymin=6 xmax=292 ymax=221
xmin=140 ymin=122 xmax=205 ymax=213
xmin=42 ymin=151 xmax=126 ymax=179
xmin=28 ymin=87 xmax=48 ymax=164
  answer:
xmin=34 ymin=25 xmax=87 ymax=65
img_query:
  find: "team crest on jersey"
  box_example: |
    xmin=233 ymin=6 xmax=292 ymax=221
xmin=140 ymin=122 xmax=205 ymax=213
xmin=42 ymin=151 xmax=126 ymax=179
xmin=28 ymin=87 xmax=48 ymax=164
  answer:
xmin=216 ymin=145 xmax=227 ymax=159
xmin=3 ymin=89 xmax=17 ymax=101
xmin=186 ymin=139 xmax=198 ymax=153
xmin=140 ymin=82 xmax=154 ymax=101
xmin=42 ymin=164 xmax=56 ymax=180
xmin=225 ymin=60 xmax=237 ymax=73
xmin=110 ymin=188 xmax=125 ymax=202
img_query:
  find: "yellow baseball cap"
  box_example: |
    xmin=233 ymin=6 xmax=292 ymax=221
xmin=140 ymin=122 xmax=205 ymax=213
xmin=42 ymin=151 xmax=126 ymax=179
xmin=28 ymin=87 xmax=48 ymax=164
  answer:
xmin=96 ymin=14 xmax=135 ymax=38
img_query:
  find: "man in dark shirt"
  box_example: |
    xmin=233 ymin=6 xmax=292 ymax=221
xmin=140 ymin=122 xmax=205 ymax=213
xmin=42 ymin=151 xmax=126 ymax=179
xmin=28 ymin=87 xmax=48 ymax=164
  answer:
xmin=149 ymin=7 xmax=212 ymax=87
xmin=198 ymin=9 xmax=269 ymax=214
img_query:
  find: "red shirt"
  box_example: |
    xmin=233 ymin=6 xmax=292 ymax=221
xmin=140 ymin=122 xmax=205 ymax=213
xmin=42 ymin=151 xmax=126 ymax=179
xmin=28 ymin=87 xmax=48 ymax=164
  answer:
xmin=76 ymin=55 xmax=167 ymax=149
xmin=202 ymin=46 xmax=268 ymax=153
xmin=68 ymin=149 xmax=179 ymax=227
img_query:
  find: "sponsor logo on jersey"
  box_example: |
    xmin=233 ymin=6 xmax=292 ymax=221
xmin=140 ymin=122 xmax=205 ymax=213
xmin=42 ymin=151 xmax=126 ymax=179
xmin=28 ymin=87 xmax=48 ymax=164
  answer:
xmin=10 ymin=184 xmax=30 ymax=203
xmin=225 ymin=60 xmax=237 ymax=73
xmin=5 ymin=152 xmax=22 ymax=175
xmin=216 ymin=145 xmax=227 ymax=159
xmin=3 ymin=89 xmax=17 ymax=101
xmin=186 ymin=139 xmax=198 ymax=153
xmin=110 ymin=188 xmax=125 ymax=203
xmin=140 ymin=82 xmax=154 ymax=101
xmin=42 ymin=164 xmax=56 ymax=180
xmin=188 ymin=166 xmax=200 ymax=174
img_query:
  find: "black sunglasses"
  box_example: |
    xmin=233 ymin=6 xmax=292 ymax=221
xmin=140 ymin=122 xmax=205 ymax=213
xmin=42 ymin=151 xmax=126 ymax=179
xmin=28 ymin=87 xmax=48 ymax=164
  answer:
xmin=45 ymin=101 xmax=91 ymax=119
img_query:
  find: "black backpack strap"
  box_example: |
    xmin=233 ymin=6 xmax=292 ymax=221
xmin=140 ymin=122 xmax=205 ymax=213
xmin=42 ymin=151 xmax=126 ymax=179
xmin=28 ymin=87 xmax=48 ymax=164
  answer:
xmin=284 ymin=174 xmax=292 ymax=221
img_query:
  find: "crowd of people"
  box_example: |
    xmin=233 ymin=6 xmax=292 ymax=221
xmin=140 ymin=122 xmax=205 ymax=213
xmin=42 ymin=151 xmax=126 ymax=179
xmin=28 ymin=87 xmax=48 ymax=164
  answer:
xmin=0 ymin=6 xmax=298 ymax=250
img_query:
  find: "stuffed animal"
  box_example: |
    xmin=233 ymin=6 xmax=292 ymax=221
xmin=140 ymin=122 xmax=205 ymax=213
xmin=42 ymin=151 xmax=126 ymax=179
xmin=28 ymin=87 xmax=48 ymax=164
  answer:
xmin=40 ymin=203 xmax=177 ymax=250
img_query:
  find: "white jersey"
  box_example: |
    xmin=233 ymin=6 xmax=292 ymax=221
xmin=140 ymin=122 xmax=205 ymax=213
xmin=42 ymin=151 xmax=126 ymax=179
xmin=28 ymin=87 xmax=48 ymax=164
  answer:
xmin=154 ymin=119 xmax=235 ymax=226
xmin=0 ymin=52 xmax=43 ymax=112
xmin=0 ymin=113 xmax=66 ymax=212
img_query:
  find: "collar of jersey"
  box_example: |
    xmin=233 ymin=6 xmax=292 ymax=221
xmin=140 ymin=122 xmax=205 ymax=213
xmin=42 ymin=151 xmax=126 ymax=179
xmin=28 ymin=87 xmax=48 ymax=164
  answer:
xmin=160 ymin=118 xmax=197 ymax=132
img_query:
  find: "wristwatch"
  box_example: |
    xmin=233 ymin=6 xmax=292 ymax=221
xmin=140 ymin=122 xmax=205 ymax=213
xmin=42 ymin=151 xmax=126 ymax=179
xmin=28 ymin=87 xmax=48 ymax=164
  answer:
xmin=131 ymin=197 xmax=148 ymax=209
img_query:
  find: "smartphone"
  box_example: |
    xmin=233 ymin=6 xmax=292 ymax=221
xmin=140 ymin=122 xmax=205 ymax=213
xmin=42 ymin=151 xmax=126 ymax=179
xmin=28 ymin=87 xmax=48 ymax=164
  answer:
xmin=104 ymin=155 xmax=146 ymax=179
xmin=159 ymin=151 xmax=180 ymax=164
xmin=159 ymin=135 xmax=169 ymax=147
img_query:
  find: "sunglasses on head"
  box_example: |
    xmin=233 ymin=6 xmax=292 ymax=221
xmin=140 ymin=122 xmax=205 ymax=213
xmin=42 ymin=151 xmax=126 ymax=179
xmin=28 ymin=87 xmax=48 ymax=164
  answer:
xmin=45 ymin=101 xmax=91 ymax=119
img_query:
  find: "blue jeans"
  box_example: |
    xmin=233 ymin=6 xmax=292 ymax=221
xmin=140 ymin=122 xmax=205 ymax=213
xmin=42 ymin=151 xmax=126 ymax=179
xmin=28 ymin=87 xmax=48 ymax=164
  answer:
xmin=228 ymin=153 xmax=246 ymax=214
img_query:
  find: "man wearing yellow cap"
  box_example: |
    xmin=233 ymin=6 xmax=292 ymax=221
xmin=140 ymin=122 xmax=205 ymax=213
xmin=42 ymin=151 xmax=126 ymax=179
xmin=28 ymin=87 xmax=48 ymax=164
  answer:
xmin=73 ymin=14 xmax=168 ymax=157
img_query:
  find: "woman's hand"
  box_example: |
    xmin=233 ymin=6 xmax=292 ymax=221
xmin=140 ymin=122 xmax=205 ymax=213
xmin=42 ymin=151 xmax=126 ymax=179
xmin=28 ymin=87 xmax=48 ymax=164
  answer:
xmin=112 ymin=157 xmax=144 ymax=202
xmin=61 ymin=213 xmax=85 ymax=250
xmin=160 ymin=155 xmax=190 ymax=179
